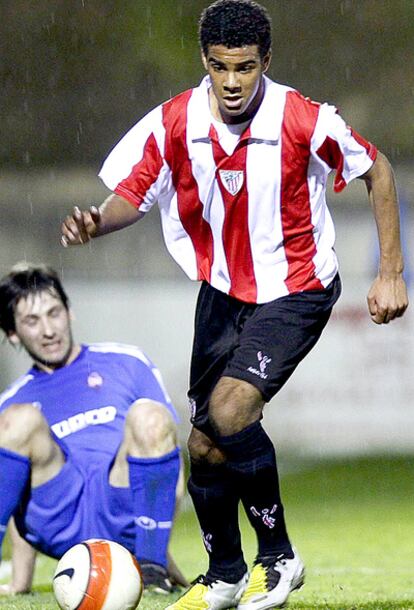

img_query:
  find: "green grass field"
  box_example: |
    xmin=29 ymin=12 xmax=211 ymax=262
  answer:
xmin=1 ymin=455 xmax=413 ymax=609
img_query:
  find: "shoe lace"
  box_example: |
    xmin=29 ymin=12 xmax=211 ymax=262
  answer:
xmin=171 ymin=575 xmax=213 ymax=610
xmin=191 ymin=574 xmax=217 ymax=586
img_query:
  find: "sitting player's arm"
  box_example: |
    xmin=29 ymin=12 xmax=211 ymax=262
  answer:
xmin=360 ymin=151 xmax=408 ymax=324
xmin=0 ymin=518 xmax=36 ymax=595
xmin=60 ymin=194 xmax=144 ymax=247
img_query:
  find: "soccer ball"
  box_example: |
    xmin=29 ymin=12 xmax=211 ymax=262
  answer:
xmin=53 ymin=539 xmax=143 ymax=610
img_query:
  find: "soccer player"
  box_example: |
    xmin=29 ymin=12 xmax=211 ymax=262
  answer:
xmin=0 ymin=263 xmax=188 ymax=596
xmin=60 ymin=1 xmax=409 ymax=608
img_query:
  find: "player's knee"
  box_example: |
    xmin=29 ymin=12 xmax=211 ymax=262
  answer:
xmin=0 ymin=403 xmax=48 ymax=450
xmin=187 ymin=429 xmax=226 ymax=465
xmin=126 ymin=399 xmax=176 ymax=456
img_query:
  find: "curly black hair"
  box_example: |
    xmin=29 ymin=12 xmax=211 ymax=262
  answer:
xmin=199 ymin=0 xmax=272 ymax=59
xmin=0 ymin=262 xmax=69 ymax=335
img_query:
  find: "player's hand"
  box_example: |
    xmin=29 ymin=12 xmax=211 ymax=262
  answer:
xmin=367 ymin=273 xmax=408 ymax=324
xmin=0 ymin=583 xmax=17 ymax=595
xmin=60 ymin=205 xmax=101 ymax=247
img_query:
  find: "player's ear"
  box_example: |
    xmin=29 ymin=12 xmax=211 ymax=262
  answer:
xmin=261 ymin=51 xmax=272 ymax=74
xmin=7 ymin=332 xmax=20 ymax=347
xmin=201 ymin=51 xmax=208 ymax=71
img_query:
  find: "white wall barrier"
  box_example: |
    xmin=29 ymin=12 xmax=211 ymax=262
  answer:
xmin=1 ymin=277 xmax=412 ymax=457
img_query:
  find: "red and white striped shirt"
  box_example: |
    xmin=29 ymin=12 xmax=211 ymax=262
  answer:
xmin=99 ymin=76 xmax=377 ymax=304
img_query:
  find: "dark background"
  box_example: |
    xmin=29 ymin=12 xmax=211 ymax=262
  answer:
xmin=2 ymin=0 xmax=414 ymax=168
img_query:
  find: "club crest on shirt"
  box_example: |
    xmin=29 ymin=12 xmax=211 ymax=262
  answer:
xmin=219 ymin=170 xmax=244 ymax=196
xmin=87 ymin=372 xmax=103 ymax=388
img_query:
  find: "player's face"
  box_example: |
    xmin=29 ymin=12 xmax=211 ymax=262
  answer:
xmin=202 ymin=44 xmax=271 ymax=124
xmin=9 ymin=290 xmax=79 ymax=372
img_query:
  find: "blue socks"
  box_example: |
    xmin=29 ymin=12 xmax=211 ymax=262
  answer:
xmin=128 ymin=447 xmax=180 ymax=568
xmin=0 ymin=448 xmax=30 ymax=558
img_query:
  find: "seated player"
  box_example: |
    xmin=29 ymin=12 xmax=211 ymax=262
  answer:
xmin=0 ymin=262 xmax=188 ymax=595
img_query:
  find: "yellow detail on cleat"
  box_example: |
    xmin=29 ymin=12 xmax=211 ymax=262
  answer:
xmin=167 ymin=582 xmax=210 ymax=609
xmin=239 ymin=564 xmax=268 ymax=603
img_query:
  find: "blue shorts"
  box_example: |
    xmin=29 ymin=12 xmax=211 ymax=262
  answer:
xmin=15 ymin=452 xmax=135 ymax=559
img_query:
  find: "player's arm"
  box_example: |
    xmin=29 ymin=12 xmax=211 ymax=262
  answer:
xmin=0 ymin=519 xmax=36 ymax=595
xmin=60 ymin=193 xmax=144 ymax=247
xmin=360 ymin=151 xmax=408 ymax=324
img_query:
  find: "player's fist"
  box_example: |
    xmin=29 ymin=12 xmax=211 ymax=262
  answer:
xmin=60 ymin=205 xmax=101 ymax=247
xmin=367 ymin=273 xmax=408 ymax=324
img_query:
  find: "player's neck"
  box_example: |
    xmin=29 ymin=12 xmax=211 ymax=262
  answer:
xmin=34 ymin=343 xmax=82 ymax=374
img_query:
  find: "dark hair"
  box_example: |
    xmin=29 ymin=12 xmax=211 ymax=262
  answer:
xmin=0 ymin=262 xmax=69 ymax=335
xmin=199 ymin=0 xmax=272 ymax=60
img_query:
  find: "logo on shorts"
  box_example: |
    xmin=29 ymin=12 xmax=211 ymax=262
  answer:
xmin=188 ymin=397 xmax=197 ymax=422
xmin=247 ymin=351 xmax=272 ymax=380
xmin=250 ymin=504 xmax=278 ymax=529
xmin=219 ymin=170 xmax=244 ymax=196
xmin=88 ymin=372 xmax=103 ymax=388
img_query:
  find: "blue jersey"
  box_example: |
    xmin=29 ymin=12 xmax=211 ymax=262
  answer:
xmin=0 ymin=342 xmax=178 ymax=464
xmin=0 ymin=343 xmax=179 ymax=558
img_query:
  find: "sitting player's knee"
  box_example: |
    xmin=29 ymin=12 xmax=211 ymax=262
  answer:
xmin=126 ymin=399 xmax=176 ymax=457
xmin=0 ymin=403 xmax=47 ymax=449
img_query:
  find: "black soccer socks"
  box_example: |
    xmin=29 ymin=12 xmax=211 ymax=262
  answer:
xmin=188 ymin=460 xmax=248 ymax=583
xmin=217 ymin=421 xmax=293 ymax=559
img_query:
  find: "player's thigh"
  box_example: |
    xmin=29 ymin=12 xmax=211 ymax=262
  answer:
xmin=209 ymin=376 xmax=265 ymax=435
xmin=224 ymin=275 xmax=341 ymax=402
xmin=188 ymin=282 xmax=247 ymax=435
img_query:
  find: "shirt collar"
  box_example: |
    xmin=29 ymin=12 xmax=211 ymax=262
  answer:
xmin=191 ymin=75 xmax=285 ymax=144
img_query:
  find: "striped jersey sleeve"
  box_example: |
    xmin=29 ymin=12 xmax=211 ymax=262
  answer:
xmin=311 ymin=101 xmax=377 ymax=192
xmin=98 ymin=105 xmax=171 ymax=212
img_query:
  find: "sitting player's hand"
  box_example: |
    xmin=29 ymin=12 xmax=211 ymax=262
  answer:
xmin=0 ymin=582 xmax=32 ymax=595
xmin=0 ymin=583 xmax=16 ymax=595
xmin=61 ymin=205 xmax=101 ymax=247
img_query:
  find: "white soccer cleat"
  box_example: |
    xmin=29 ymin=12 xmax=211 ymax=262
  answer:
xmin=237 ymin=550 xmax=305 ymax=610
xmin=165 ymin=571 xmax=249 ymax=610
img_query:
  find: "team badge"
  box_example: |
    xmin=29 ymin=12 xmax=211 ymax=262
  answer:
xmin=219 ymin=170 xmax=244 ymax=196
xmin=87 ymin=372 xmax=103 ymax=388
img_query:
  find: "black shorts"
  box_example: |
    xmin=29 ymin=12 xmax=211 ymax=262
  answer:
xmin=188 ymin=274 xmax=341 ymax=434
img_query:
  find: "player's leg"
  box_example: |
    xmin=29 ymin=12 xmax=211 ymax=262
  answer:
xmin=167 ymin=426 xmax=249 ymax=610
xmin=209 ymin=375 xmax=292 ymax=557
xmin=224 ymin=277 xmax=340 ymax=609
xmin=109 ymin=399 xmax=181 ymax=593
xmin=0 ymin=403 xmax=64 ymax=554
xmin=208 ymin=377 xmax=303 ymax=610
xmin=167 ymin=283 xmax=250 ymax=610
